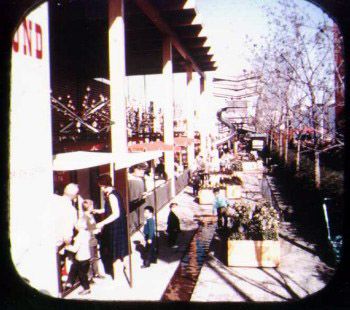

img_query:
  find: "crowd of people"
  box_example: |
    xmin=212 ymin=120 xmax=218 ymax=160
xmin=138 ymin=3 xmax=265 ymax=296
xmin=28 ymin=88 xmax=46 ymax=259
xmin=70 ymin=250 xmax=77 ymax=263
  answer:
xmin=54 ymin=175 xmax=129 ymax=295
xmin=54 ymin=173 xmax=182 ymax=295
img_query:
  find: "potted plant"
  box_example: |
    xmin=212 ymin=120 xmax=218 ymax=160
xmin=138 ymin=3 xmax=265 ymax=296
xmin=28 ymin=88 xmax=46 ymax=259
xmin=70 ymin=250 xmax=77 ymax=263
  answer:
xmin=220 ymin=176 xmax=243 ymax=199
xmin=231 ymin=160 xmax=243 ymax=172
xmin=239 ymin=153 xmax=259 ymax=172
xmin=198 ymin=183 xmax=225 ymax=205
xmin=227 ymin=201 xmax=280 ymax=267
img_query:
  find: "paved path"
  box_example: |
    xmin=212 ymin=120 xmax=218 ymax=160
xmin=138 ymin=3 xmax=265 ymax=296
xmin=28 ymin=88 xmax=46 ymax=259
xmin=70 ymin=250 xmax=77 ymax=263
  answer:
xmin=66 ymin=175 xmax=335 ymax=302
xmin=191 ymin=175 xmax=335 ymax=302
xmin=66 ymin=188 xmax=211 ymax=301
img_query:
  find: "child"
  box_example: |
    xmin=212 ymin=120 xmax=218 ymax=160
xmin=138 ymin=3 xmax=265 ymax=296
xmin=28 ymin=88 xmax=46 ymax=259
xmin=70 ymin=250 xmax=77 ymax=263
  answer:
xmin=141 ymin=206 xmax=157 ymax=268
xmin=64 ymin=216 xmax=91 ymax=295
xmin=167 ymin=203 xmax=181 ymax=248
xmin=82 ymin=199 xmax=103 ymax=279
xmin=212 ymin=188 xmax=228 ymax=229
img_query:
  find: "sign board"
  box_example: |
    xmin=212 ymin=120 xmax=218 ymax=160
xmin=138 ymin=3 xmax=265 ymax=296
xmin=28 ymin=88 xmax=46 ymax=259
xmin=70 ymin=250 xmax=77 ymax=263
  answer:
xmin=252 ymin=139 xmax=265 ymax=151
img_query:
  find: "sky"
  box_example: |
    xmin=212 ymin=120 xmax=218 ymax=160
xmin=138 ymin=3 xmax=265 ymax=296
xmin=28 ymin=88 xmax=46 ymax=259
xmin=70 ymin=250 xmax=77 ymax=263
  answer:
xmin=195 ymin=0 xmax=332 ymax=77
xmin=127 ymin=0 xmax=334 ymax=130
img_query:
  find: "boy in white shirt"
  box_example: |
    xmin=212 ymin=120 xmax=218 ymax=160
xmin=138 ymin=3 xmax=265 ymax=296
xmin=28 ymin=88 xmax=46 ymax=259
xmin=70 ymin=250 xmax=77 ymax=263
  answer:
xmin=64 ymin=216 xmax=91 ymax=295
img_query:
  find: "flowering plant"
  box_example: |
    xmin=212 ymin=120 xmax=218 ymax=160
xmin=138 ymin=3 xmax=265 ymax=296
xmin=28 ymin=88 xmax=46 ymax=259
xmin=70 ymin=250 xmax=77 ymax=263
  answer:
xmin=228 ymin=200 xmax=279 ymax=240
xmin=200 ymin=182 xmax=226 ymax=190
xmin=231 ymin=161 xmax=243 ymax=171
xmin=220 ymin=176 xmax=243 ymax=186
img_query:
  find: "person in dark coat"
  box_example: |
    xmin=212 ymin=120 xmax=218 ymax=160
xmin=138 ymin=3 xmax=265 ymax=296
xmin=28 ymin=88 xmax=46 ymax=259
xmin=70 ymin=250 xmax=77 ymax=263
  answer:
xmin=191 ymin=172 xmax=201 ymax=197
xmin=94 ymin=175 xmax=129 ymax=280
xmin=167 ymin=203 xmax=181 ymax=248
xmin=141 ymin=206 xmax=157 ymax=268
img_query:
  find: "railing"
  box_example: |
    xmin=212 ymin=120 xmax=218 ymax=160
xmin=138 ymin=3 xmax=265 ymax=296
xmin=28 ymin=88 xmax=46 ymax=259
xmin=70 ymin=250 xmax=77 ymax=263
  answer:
xmin=175 ymin=169 xmax=190 ymax=195
xmin=129 ymin=179 xmax=172 ymax=235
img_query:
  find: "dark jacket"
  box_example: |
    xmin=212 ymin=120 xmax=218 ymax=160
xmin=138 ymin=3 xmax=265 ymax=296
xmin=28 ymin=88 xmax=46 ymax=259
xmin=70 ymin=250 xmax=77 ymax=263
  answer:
xmin=167 ymin=211 xmax=180 ymax=233
xmin=144 ymin=217 xmax=155 ymax=241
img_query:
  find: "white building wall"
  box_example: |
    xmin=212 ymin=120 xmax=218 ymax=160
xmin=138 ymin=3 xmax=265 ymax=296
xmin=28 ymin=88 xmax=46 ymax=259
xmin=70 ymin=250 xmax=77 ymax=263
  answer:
xmin=10 ymin=2 xmax=59 ymax=296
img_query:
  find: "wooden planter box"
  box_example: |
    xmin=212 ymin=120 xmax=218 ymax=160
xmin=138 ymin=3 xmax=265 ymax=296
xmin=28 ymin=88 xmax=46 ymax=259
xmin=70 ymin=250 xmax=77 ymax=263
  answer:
xmin=209 ymin=174 xmax=221 ymax=184
xmin=226 ymin=185 xmax=242 ymax=199
xmin=227 ymin=239 xmax=280 ymax=267
xmin=242 ymin=161 xmax=258 ymax=172
xmin=198 ymin=188 xmax=225 ymax=205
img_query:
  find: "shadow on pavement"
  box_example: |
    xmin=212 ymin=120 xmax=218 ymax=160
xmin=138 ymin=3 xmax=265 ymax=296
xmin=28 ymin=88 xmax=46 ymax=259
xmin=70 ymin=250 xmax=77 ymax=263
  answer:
xmin=133 ymin=229 xmax=197 ymax=264
xmin=206 ymin=257 xmax=291 ymax=301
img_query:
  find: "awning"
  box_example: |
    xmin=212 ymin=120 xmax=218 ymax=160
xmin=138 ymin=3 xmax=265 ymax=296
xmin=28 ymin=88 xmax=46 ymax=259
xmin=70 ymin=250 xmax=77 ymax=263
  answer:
xmin=52 ymin=151 xmax=113 ymax=171
xmin=128 ymin=141 xmax=173 ymax=152
xmin=53 ymin=151 xmax=163 ymax=171
xmin=114 ymin=151 xmax=163 ymax=170
xmin=174 ymin=137 xmax=194 ymax=147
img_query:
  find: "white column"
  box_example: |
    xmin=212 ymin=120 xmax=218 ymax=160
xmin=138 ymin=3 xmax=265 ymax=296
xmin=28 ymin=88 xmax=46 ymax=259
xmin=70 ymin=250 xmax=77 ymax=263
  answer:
xmin=108 ymin=1 xmax=133 ymax=286
xmin=162 ymin=36 xmax=175 ymax=197
xmin=109 ymin=0 xmax=127 ymax=156
xmin=10 ymin=2 xmax=58 ymax=297
xmin=199 ymin=76 xmax=208 ymax=160
xmin=186 ymin=63 xmax=195 ymax=170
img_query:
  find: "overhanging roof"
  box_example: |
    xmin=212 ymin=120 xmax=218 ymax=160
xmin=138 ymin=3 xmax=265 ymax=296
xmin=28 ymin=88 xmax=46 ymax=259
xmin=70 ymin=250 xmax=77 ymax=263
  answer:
xmin=128 ymin=141 xmax=173 ymax=152
xmin=114 ymin=150 xmax=163 ymax=169
xmin=125 ymin=0 xmax=217 ymax=76
xmin=52 ymin=151 xmax=162 ymax=171
xmin=53 ymin=151 xmax=113 ymax=171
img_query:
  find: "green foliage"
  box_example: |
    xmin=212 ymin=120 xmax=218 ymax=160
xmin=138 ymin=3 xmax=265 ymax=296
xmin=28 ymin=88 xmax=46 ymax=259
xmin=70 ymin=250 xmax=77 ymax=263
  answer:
xmin=228 ymin=200 xmax=280 ymax=241
xmin=231 ymin=160 xmax=243 ymax=171
xmin=220 ymin=176 xmax=243 ymax=186
xmin=200 ymin=183 xmax=226 ymax=190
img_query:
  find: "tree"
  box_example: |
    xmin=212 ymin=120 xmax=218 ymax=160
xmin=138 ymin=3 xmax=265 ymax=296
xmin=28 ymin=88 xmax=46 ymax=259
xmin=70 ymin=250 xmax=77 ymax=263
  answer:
xmin=248 ymin=0 xmax=344 ymax=188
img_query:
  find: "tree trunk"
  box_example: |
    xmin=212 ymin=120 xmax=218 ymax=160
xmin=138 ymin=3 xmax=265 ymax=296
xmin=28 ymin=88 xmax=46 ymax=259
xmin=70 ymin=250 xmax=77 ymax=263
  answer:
xmin=314 ymin=151 xmax=321 ymax=189
xmin=279 ymin=131 xmax=283 ymax=158
xmin=269 ymin=129 xmax=273 ymax=152
xmin=284 ymin=127 xmax=289 ymax=164
xmin=296 ymin=139 xmax=301 ymax=172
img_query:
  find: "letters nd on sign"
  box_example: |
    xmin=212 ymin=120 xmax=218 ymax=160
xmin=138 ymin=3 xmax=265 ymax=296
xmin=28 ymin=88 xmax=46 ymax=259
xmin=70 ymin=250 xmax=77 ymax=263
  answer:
xmin=12 ymin=19 xmax=43 ymax=59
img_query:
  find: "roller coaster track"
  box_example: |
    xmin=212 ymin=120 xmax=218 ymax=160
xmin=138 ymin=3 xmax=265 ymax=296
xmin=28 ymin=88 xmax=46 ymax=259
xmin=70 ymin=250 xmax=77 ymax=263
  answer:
xmin=214 ymin=107 xmax=236 ymax=146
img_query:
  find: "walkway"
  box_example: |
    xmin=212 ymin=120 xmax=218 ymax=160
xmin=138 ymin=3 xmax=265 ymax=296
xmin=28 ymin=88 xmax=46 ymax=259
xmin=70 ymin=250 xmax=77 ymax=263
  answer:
xmin=191 ymin=175 xmax=335 ymax=302
xmin=66 ymin=187 xmax=212 ymax=301
xmin=66 ymin=177 xmax=335 ymax=302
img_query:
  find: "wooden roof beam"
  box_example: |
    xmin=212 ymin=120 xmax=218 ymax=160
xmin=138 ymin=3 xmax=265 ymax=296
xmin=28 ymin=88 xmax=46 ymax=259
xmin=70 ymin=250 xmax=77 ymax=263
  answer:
xmin=151 ymin=0 xmax=196 ymax=11
xmin=135 ymin=0 xmax=205 ymax=78
xmin=182 ymin=37 xmax=207 ymax=48
xmin=174 ymin=24 xmax=203 ymax=38
xmin=188 ymin=46 xmax=210 ymax=56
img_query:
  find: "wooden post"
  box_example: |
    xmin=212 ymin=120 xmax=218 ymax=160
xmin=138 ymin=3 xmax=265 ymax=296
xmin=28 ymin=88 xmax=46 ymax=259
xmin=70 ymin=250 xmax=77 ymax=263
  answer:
xmin=151 ymin=160 xmax=159 ymax=253
xmin=123 ymin=168 xmax=133 ymax=288
xmin=162 ymin=36 xmax=175 ymax=198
